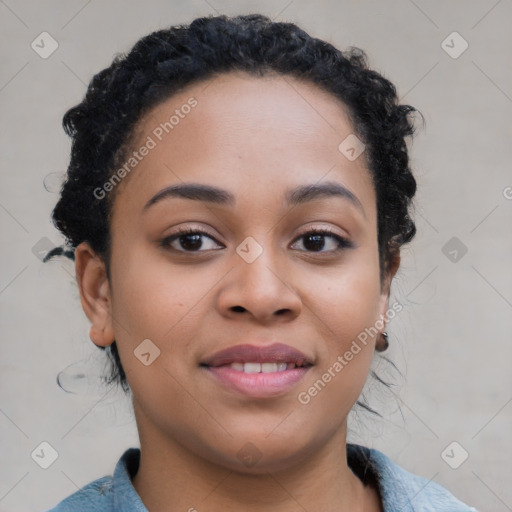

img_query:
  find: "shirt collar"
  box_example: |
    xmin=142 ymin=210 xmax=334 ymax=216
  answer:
xmin=110 ymin=444 xmax=468 ymax=512
xmin=112 ymin=448 xmax=148 ymax=511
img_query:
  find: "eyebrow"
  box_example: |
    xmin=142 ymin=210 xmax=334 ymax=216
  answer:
xmin=143 ymin=180 xmax=365 ymax=215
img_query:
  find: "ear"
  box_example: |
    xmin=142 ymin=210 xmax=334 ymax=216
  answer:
xmin=377 ymin=250 xmax=401 ymax=323
xmin=74 ymin=241 xmax=115 ymax=348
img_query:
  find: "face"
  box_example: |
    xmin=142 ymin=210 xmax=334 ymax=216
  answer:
xmin=77 ymin=71 xmax=396 ymax=473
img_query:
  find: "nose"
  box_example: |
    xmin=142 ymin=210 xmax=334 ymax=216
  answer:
xmin=216 ymin=245 xmax=302 ymax=325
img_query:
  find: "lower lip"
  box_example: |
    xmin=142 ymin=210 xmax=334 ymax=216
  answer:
xmin=204 ymin=366 xmax=311 ymax=398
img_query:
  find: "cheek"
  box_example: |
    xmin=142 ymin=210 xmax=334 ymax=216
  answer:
xmin=108 ymin=245 xmax=213 ymax=367
xmin=317 ymin=257 xmax=383 ymax=340
xmin=301 ymin=257 xmax=382 ymax=405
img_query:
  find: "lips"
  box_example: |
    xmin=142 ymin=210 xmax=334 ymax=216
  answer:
xmin=201 ymin=343 xmax=313 ymax=368
xmin=201 ymin=343 xmax=313 ymax=398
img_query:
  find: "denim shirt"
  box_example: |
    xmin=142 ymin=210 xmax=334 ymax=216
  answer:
xmin=45 ymin=444 xmax=478 ymax=511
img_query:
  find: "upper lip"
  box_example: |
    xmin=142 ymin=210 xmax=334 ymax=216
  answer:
xmin=201 ymin=343 xmax=313 ymax=367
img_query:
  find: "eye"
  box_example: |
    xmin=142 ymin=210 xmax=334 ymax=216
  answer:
xmin=160 ymin=228 xmax=224 ymax=253
xmin=160 ymin=226 xmax=353 ymax=254
xmin=290 ymin=228 xmax=353 ymax=253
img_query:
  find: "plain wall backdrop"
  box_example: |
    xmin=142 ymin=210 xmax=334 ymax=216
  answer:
xmin=1 ymin=1 xmax=511 ymax=511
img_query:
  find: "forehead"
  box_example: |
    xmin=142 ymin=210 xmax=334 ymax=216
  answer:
xmin=137 ymin=71 xmax=357 ymax=150
xmin=111 ymin=71 xmax=376 ymax=219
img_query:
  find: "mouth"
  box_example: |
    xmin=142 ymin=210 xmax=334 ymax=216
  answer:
xmin=200 ymin=343 xmax=313 ymax=397
xmin=217 ymin=361 xmax=309 ymax=373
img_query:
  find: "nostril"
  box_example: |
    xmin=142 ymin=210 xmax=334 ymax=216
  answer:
xmin=231 ymin=306 xmax=246 ymax=313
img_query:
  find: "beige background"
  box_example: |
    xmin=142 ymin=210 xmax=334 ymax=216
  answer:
xmin=1 ymin=1 xmax=511 ymax=511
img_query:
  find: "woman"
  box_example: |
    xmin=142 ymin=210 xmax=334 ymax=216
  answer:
xmin=44 ymin=13 xmax=477 ymax=512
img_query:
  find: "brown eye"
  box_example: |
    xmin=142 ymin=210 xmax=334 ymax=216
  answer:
xmin=160 ymin=228 xmax=223 ymax=253
xmin=290 ymin=229 xmax=353 ymax=253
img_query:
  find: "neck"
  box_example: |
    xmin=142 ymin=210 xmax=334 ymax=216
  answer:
xmin=130 ymin=408 xmax=382 ymax=512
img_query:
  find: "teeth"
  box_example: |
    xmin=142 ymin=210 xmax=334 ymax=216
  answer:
xmin=228 ymin=362 xmax=293 ymax=373
xmin=261 ymin=362 xmax=277 ymax=373
xmin=244 ymin=362 xmax=261 ymax=373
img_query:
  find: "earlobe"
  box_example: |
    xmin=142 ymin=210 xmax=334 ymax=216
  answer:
xmin=89 ymin=325 xmax=114 ymax=347
xmin=75 ymin=242 xmax=115 ymax=348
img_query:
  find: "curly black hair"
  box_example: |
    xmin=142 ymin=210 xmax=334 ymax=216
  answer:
xmin=45 ymin=13 xmax=419 ymax=394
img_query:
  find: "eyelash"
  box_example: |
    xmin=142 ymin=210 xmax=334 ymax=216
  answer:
xmin=159 ymin=226 xmax=353 ymax=254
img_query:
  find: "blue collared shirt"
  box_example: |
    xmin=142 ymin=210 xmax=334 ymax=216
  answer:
xmin=45 ymin=444 xmax=478 ymax=511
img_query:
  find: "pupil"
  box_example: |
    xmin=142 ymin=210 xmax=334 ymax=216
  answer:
xmin=181 ymin=234 xmax=202 ymax=251
xmin=305 ymin=234 xmax=324 ymax=251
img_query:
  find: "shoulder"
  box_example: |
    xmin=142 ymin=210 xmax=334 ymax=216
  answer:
xmin=44 ymin=476 xmax=115 ymax=511
xmin=347 ymin=443 xmax=479 ymax=512
xmin=44 ymin=448 xmax=146 ymax=512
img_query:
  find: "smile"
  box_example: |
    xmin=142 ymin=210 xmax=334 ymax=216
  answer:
xmin=227 ymin=362 xmax=304 ymax=373
xmin=201 ymin=343 xmax=313 ymax=397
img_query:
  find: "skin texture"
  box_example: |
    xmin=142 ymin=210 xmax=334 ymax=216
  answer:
xmin=76 ymin=72 xmax=398 ymax=512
